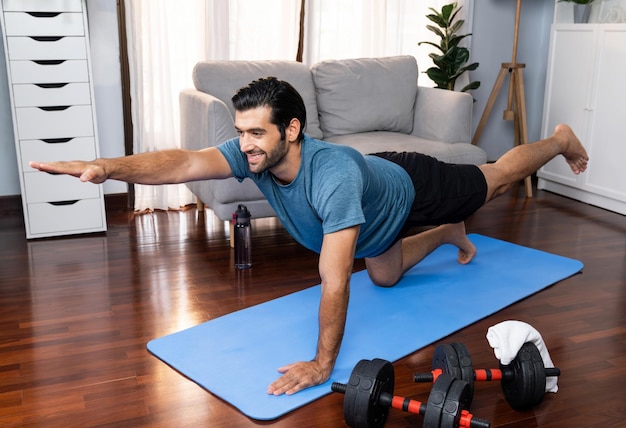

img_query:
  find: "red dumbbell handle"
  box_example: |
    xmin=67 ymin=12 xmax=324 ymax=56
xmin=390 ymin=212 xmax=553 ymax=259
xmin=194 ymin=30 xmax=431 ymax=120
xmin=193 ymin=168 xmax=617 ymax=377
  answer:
xmin=378 ymin=392 xmax=426 ymax=415
xmin=414 ymin=367 xmax=561 ymax=383
xmin=379 ymin=393 xmax=491 ymax=427
xmin=460 ymin=409 xmax=491 ymax=428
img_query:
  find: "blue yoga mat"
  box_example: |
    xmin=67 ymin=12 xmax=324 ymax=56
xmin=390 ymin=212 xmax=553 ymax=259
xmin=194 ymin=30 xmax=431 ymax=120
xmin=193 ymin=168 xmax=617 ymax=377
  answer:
xmin=147 ymin=234 xmax=582 ymax=420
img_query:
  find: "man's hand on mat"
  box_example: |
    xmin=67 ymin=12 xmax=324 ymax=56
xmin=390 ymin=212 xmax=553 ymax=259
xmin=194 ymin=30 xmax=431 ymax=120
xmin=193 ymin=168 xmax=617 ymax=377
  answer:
xmin=267 ymin=360 xmax=330 ymax=395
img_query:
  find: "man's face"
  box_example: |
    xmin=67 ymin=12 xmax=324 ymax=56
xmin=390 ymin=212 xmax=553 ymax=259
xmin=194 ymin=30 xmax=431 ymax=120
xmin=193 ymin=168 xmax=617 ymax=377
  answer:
xmin=234 ymin=106 xmax=289 ymax=175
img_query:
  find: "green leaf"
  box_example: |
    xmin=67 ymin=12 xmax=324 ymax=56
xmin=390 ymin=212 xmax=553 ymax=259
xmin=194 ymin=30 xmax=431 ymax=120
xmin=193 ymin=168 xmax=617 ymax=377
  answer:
xmin=449 ymin=7 xmax=463 ymax=26
xmin=460 ymin=81 xmax=481 ymax=92
xmin=426 ymin=14 xmax=447 ymax=27
xmin=425 ymin=68 xmax=450 ymax=87
xmin=441 ymin=3 xmax=456 ymax=23
xmin=449 ymin=20 xmax=464 ymax=34
xmin=426 ymin=25 xmax=445 ymax=40
xmin=447 ymin=34 xmax=469 ymax=49
xmin=419 ymin=41 xmax=445 ymax=54
xmin=418 ymin=1 xmax=480 ymax=93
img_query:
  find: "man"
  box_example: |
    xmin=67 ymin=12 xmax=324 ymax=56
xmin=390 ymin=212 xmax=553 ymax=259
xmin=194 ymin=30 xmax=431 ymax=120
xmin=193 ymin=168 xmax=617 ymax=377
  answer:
xmin=30 ymin=77 xmax=588 ymax=396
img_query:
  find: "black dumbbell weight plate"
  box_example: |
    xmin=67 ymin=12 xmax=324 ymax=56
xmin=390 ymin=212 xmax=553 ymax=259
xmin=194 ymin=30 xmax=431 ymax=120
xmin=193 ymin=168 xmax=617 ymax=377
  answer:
xmin=423 ymin=372 xmax=455 ymax=428
xmin=450 ymin=342 xmax=475 ymax=402
xmin=500 ymin=342 xmax=546 ymax=410
xmin=432 ymin=343 xmax=463 ymax=380
xmin=440 ymin=377 xmax=473 ymax=428
xmin=344 ymin=358 xmax=395 ymax=428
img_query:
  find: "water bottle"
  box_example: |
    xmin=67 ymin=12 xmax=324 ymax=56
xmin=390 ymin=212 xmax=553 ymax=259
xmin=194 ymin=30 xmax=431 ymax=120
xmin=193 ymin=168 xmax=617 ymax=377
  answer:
xmin=234 ymin=204 xmax=252 ymax=269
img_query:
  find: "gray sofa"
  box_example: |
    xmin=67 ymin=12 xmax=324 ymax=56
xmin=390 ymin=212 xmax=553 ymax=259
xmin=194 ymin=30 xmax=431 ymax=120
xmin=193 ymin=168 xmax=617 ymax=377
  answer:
xmin=180 ymin=55 xmax=487 ymax=221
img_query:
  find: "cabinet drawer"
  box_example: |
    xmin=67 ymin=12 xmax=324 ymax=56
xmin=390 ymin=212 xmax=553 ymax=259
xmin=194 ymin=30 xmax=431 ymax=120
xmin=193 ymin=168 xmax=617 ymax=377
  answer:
xmin=23 ymin=171 xmax=100 ymax=203
xmin=7 ymin=36 xmax=87 ymax=60
xmin=20 ymin=137 xmax=97 ymax=171
xmin=13 ymin=82 xmax=91 ymax=107
xmin=2 ymin=0 xmax=83 ymax=13
xmin=3 ymin=12 xmax=84 ymax=36
xmin=10 ymin=59 xmax=88 ymax=84
xmin=26 ymin=198 xmax=105 ymax=237
xmin=16 ymin=105 xmax=93 ymax=140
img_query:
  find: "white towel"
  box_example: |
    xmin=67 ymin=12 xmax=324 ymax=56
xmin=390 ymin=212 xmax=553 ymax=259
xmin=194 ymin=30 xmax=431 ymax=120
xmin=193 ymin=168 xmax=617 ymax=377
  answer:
xmin=486 ymin=320 xmax=558 ymax=393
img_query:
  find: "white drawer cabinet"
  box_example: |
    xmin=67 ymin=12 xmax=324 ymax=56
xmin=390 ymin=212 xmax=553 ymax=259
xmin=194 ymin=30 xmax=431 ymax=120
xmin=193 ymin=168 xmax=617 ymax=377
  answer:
xmin=1 ymin=0 xmax=106 ymax=238
xmin=16 ymin=105 xmax=94 ymax=140
xmin=27 ymin=199 xmax=106 ymax=236
xmin=7 ymin=36 xmax=87 ymax=60
xmin=13 ymin=82 xmax=91 ymax=107
xmin=538 ymin=23 xmax=626 ymax=215
xmin=20 ymin=137 xmax=97 ymax=171
xmin=3 ymin=12 xmax=84 ymax=36
xmin=3 ymin=0 xmax=83 ymax=13
xmin=23 ymin=172 xmax=101 ymax=203
xmin=9 ymin=59 xmax=89 ymax=83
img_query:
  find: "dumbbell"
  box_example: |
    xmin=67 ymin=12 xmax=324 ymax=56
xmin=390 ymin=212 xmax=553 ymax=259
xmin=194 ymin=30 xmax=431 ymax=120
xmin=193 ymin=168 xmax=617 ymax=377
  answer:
xmin=413 ymin=342 xmax=561 ymax=410
xmin=331 ymin=358 xmax=490 ymax=428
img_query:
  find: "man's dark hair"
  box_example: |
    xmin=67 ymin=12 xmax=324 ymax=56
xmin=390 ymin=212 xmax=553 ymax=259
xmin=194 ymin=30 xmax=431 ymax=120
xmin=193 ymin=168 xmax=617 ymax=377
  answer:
xmin=232 ymin=77 xmax=306 ymax=141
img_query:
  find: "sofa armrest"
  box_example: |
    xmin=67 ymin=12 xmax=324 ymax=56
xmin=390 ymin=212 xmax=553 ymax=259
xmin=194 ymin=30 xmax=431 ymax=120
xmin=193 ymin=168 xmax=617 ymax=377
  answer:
xmin=411 ymin=86 xmax=473 ymax=145
xmin=180 ymin=88 xmax=237 ymax=151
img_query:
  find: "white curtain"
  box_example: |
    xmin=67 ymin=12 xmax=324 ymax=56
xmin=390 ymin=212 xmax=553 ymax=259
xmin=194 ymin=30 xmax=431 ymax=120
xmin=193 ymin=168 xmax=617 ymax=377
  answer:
xmin=303 ymin=0 xmax=471 ymax=87
xmin=211 ymin=0 xmax=301 ymax=60
xmin=125 ymin=0 xmax=207 ymax=211
xmin=124 ymin=0 xmax=471 ymax=210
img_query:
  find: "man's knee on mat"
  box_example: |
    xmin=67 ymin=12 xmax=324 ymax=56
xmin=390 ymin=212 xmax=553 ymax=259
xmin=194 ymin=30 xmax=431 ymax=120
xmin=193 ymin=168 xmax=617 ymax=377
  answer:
xmin=365 ymin=263 xmax=402 ymax=288
xmin=365 ymin=242 xmax=404 ymax=287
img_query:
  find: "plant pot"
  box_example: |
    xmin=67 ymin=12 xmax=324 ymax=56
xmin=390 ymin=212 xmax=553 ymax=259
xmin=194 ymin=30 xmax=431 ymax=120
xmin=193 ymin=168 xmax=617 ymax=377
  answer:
xmin=574 ymin=4 xmax=592 ymax=23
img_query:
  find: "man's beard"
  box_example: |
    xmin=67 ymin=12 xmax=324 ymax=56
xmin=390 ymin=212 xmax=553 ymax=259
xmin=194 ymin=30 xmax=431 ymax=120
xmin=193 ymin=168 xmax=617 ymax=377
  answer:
xmin=247 ymin=138 xmax=289 ymax=174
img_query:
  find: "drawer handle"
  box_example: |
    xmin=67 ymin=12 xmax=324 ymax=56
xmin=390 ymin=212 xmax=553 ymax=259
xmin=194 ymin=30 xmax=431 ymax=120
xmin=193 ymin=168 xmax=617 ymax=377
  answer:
xmin=39 ymin=106 xmax=70 ymax=111
xmin=42 ymin=138 xmax=73 ymax=144
xmin=49 ymin=200 xmax=79 ymax=206
xmin=31 ymin=36 xmax=64 ymax=42
xmin=33 ymin=60 xmax=65 ymax=66
xmin=27 ymin=12 xmax=62 ymax=18
xmin=35 ymin=83 xmax=69 ymax=89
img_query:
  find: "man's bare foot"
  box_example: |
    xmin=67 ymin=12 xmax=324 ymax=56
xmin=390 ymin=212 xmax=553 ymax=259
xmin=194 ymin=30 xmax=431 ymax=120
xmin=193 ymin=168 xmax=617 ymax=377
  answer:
xmin=554 ymin=124 xmax=589 ymax=175
xmin=441 ymin=222 xmax=476 ymax=265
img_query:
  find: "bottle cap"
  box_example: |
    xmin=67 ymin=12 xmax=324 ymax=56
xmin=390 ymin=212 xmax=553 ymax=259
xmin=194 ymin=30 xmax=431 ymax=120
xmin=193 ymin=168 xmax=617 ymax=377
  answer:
xmin=236 ymin=204 xmax=251 ymax=223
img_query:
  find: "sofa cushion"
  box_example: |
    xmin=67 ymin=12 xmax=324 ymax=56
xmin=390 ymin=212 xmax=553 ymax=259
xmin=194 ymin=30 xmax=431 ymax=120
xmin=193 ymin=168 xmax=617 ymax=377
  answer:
xmin=311 ymin=56 xmax=418 ymax=138
xmin=326 ymin=132 xmax=488 ymax=165
xmin=192 ymin=60 xmax=323 ymax=139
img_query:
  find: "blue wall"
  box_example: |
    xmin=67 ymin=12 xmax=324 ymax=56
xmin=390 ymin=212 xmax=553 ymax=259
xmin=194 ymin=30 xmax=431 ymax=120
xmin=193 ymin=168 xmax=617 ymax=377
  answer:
xmin=470 ymin=0 xmax=554 ymax=160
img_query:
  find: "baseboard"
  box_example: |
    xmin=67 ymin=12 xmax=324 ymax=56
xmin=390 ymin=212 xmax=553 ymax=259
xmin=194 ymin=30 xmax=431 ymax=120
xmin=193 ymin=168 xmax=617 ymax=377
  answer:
xmin=0 ymin=195 xmax=22 ymax=217
xmin=0 ymin=193 xmax=131 ymax=218
xmin=104 ymin=193 xmax=132 ymax=213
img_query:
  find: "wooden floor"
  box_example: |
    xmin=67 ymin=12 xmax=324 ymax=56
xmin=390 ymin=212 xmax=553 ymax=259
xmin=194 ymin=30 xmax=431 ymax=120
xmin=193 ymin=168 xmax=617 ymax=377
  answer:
xmin=0 ymin=186 xmax=624 ymax=427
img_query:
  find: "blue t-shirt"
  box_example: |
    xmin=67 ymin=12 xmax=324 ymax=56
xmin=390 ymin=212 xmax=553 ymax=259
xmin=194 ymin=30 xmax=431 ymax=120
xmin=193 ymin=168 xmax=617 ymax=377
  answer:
xmin=217 ymin=136 xmax=415 ymax=258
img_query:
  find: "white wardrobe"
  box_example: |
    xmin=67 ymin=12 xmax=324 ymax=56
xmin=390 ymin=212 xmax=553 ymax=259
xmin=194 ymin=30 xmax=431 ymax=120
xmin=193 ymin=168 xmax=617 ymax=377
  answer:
xmin=538 ymin=2 xmax=626 ymax=215
xmin=0 ymin=0 xmax=106 ymax=238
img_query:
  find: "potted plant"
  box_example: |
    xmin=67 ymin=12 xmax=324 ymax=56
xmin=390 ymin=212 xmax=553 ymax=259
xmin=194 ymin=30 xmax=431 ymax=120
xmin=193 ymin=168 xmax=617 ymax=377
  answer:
xmin=418 ymin=2 xmax=479 ymax=94
xmin=559 ymin=0 xmax=595 ymax=23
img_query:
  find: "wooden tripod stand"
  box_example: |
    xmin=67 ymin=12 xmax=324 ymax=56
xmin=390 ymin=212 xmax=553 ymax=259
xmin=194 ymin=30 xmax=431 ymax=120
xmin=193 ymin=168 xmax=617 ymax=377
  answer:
xmin=472 ymin=0 xmax=532 ymax=197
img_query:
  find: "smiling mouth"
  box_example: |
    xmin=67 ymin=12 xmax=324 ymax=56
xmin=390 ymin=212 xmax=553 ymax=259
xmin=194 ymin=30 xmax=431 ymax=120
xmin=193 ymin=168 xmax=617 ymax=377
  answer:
xmin=247 ymin=152 xmax=265 ymax=163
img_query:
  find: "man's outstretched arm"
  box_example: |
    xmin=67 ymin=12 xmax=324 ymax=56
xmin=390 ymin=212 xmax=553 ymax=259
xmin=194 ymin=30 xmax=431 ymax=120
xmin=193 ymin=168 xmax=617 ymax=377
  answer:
xmin=29 ymin=147 xmax=233 ymax=185
xmin=267 ymin=225 xmax=359 ymax=395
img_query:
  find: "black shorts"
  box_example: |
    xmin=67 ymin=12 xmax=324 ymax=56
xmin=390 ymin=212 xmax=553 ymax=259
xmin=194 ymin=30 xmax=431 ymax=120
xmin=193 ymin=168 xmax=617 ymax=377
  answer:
xmin=371 ymin=151 xmax=488 ymax=233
